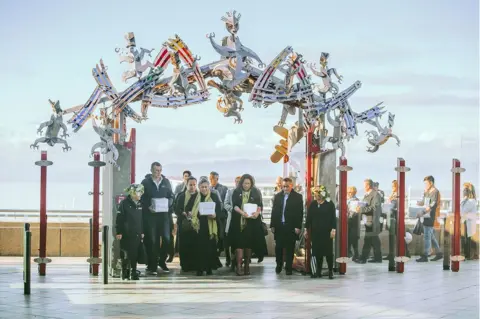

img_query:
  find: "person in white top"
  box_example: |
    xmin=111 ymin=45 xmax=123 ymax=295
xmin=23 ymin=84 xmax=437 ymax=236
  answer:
xmin=461 ymin=183 xmax=478 ymax=260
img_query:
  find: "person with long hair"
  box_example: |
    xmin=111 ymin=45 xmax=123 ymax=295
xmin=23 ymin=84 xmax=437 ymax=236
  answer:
xmin=174 ymin=176 xmax=198 ymax=272
xmin=229 ymin=174 xmax=264 ymax=276
xmin=461 ymin=182 xmax=478 ymax=260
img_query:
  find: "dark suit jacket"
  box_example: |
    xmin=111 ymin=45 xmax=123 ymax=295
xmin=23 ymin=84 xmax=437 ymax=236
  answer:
xmin=270 ymin=190 xmax=304 ymax=233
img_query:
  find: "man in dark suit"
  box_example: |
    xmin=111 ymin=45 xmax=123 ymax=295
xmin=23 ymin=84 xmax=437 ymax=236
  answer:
xmin=270 ymin=177 xmax=304 ymax=275
xmin=354 ymin=179 xmax=383 ymax=263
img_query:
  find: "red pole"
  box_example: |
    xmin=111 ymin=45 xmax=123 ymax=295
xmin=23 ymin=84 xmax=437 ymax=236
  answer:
xmin=92 ymin=152 xmax=101 ymax=275
xmin=305 ymin=127 xmax=314 ymax=274
xmin=395 ymin=158 xmax=409 ymax=273
xmin=39 ymin=151 xmax=47 ymax=276
xmin=451 ymin=159 xmax=464 ymax=272
xmin=88 ymin=152 xmax=106 ymax=275
xmin=337 ymin=156 xmax=351 ymax=274
xmin=34 ymin=151 xmax=53 ymax=275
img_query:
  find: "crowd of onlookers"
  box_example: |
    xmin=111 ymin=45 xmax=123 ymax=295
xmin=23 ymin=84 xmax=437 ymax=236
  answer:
xmin=114 ymin=162 xmax=479 ymax=280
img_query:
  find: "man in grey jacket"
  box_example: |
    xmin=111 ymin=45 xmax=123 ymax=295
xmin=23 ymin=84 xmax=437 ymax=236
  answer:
xmin=354 ymin=179 xmax=383 ymax=263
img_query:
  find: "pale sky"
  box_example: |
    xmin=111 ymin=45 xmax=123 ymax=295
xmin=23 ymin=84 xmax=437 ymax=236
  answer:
xmin=0 ymin=0 xmax=478 ymax=208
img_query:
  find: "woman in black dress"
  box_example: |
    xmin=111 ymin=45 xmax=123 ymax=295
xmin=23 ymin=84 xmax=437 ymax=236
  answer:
xmin=116 ymin=184 xmax=145 ymax=280
xmin=230 ymin=174 xmax=264 ymax=276
xmin=174 ymin=176 xmax=198 ymax=272
xmin=193 ymin=177 xmax=222 ymax=276
xmin=305 ymin=185 xmax=336 ymax=279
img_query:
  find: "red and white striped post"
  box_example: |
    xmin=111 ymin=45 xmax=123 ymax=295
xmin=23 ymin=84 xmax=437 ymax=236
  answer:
xmin=394 ymin=158 xmax=410 ymax=273
xmin=34 ymin=151 xmax=53 ymax=275
xmin=336 ymin=156 xmax=352 ymax=274
xmin=304 ymin=126 xmax=314 ymax=274
xmin=450 ymin=159 xmax=465 ymax=272
xmin=88 ymin=152 xmax=106 ymax=275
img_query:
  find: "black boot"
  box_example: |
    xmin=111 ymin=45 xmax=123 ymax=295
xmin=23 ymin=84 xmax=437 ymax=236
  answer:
xmin=122 ymin=268 xmax=130 ymax=280
xmin=121 ymin=259 xmax=130 ymax=280
xmin=130 ymin=268 xmax=139 ymax=280
xmin=328 ymin=270 xmax=334 ymax=279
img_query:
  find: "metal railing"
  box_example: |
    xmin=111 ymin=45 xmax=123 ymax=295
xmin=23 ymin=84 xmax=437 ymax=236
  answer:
xmin=1 ymin=198 xmax=477 ymax=225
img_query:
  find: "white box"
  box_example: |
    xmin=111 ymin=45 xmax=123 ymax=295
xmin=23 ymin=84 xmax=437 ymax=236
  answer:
xmin=243 ymin=203 xmax=258 ymax=216
xmin=151 ymin=198 xmax=168 ymax=213
xmin=199 ymin=202 xmax=216 ymax=215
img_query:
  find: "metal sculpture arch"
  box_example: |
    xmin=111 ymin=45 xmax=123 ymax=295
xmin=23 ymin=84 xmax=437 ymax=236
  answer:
xmin=31 ymin=10 xmax=400 ymax=166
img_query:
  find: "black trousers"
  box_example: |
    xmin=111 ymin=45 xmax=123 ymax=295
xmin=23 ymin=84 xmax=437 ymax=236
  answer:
xmin=120 ymin=236 xmax=141 ymax=272
xmin=275 ymin=224 xmax=296 ymax=271
xmin=361 ymin=230 xmax=382 ymax=261
xmin=144 ymin=213 xmax=171 ymax=270
xmin=315 ymin=254 xmax=334 ymax=271
xmin=348 ymin=233 xmax=359 ymax=259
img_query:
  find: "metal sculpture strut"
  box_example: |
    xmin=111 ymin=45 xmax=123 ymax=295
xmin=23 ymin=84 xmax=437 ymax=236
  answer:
xmin=30 ymin=10 xmax=401 ymax=162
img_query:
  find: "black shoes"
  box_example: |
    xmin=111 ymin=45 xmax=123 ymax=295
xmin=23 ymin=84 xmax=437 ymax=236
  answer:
xmin=354 ymin=259 xmax=366 ymax=264
xmin=130 ymin=270 xmax=139 ymax=280
xmin=328 ymin=271 xmax=334 ymax=279
xmin=159 ymin=262 xmax=170 ymax=272
xmin=431 ymin=253 xmax=443 ymax=261
xmin=368 ymin=259 xmax=382 ymax=263
xmin=275 ymin=265 xmax=283 ymax=274
xmin=416 ymin=256 xmax=428 ymax=262
xmin=121 ymin=269 xmax=130 ymax=280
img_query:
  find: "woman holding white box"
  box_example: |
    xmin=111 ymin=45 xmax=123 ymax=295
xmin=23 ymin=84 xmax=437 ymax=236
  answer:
xmin=192 ymin=176 xmax=222 ymax=276
xmin=230 ymin=174 xmax=264 ymax=276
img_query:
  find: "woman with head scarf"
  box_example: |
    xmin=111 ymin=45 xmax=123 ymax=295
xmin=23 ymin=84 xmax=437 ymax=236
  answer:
xmin=305 ymin=185 xmax=336 ymax=279
xmin=461 ymin=183 xmax=478 ymax=260
xmin=174 ymin=176 xmax=199 ymax=272
xmin=230 ymin=174 xmax=264 ymax=276
xmin=116 ymin=184 xmax=145 ymax=280
xmin=191 ymin=176 xmax=223 ymax=275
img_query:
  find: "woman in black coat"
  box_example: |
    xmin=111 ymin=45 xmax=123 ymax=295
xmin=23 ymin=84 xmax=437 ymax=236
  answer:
xmin=305 ymin=185 xmax=336 ymax=279
xmin=174 ymin=177 xmax=198 ymax=272
xmin=193 ymin=176 xmax=223 ymax=276
xmin=116 ymin=184 xmax=145 ymax=280
xmin=229 ymin=174 xmax=264 ymax=276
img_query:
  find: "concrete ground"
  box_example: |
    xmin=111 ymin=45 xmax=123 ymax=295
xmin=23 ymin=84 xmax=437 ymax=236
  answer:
xmin=0 ymin=257 xmax=478 ymax=319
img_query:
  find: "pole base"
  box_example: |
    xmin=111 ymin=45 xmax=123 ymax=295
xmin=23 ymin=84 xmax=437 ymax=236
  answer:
xmin=35 ymin=160 xmax=53 ymax=167
xmin=388 ymin=266 xmax=396 ymax=272
xmin=443 ymin=265 xmax=450 ymax=271
xmin=88 ymin=160 xmax=106 ymax=168
xmin=34 ymin=257 xmax=52 ymax=264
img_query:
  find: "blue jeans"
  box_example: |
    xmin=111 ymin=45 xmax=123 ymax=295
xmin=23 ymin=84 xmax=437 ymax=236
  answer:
xmin=424 ymin=226 xmax=440 ymax=256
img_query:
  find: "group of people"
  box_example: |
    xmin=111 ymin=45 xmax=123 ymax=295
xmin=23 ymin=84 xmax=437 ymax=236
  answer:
xmin=115 ymin=162 xmax=272 ymax=279
xmin=114 ymin=162 xmax=478 ymax=281
xmin=346 ymin=176 xmax=478 ymax=265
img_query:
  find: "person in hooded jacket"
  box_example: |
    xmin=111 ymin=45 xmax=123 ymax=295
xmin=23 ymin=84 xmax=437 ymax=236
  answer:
xmin=116 ymin=184 xmax=145 ymax=280
xmin=140 ymin=162 xmax=174 ymax=275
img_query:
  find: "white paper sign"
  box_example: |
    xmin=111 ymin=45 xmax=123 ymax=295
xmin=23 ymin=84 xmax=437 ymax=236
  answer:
xmin=358 ymin=201 xmax=367 ymax=207
xmin=199 ymin=202 xmax=216 ymax=215
xmin=349 ymin=201 xmax=359 ymax=212
xmin=151 ymin=198 xmax=168 ymax=213
xmin=243 ymin=203 xmax=258 ymax=216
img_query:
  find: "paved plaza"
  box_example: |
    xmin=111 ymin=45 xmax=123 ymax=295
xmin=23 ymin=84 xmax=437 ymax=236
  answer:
xmin=0 ymin=257 xmax=478 ymax=319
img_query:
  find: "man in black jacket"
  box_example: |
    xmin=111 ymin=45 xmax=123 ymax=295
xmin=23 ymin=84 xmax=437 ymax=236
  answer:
xmin=270 ymin=177 xmax=304 ymax=275
xmin=141 ymin=162 xmax=174 ymax=275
